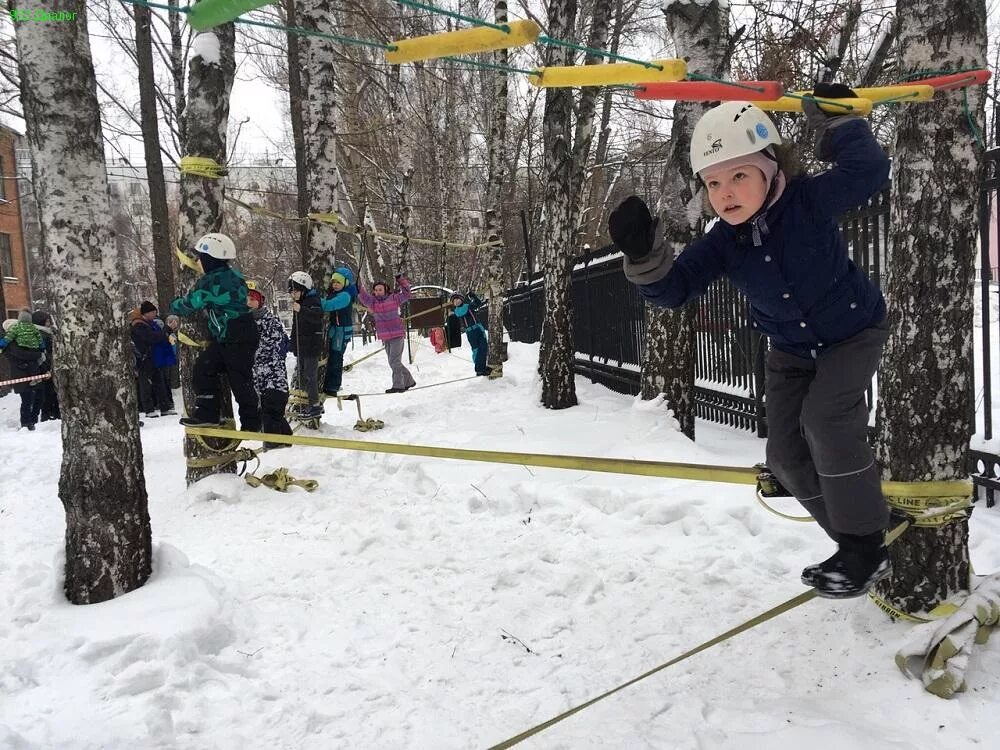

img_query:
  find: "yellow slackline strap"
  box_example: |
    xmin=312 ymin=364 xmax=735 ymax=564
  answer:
xmin=347 ymin=375 xmax=480 ymax=398
xmin=185 ymin=447 xmax=259 ymax=470
xmin=754 ymin=491 xmax=814 ymax=522
xmin=489 ymin=515 xmax=922 ymax=749
xmin=177 ymin=331 xmax=209 ymax=349
xmin=343 ymin=347 xmax=382 ymax=372
xmin=245 ymin=467 xmax=319 ymax=493
xmin=486 ymin=589 xmax=820 ymax=749
xmin=176 ymin=247 xmax=202 ymax=273
xmin=882 ymin=480 xmax=974 ymax=527
xmin=184 ymin=426 xmax=760 ymax=484
xmin=180 ymin=155 xmax=227 ymax=179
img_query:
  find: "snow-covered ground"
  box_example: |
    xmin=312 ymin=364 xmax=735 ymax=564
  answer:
xmin=2 ymin=337 xmax=999 ymax=749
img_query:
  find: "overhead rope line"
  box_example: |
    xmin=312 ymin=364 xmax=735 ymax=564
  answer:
xmin=224 ymin=194 xmax=501 ymax=251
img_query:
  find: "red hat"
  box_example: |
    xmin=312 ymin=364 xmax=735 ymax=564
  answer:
xmin=248 ymin=289 xmax=265 ymax=306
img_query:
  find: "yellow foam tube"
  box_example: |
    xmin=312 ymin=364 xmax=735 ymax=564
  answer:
xmin=385 ymin=19 xmax=540 ymax=64
xmin=529 ymin=58 xmax=686 ymax=88
xmin=756 ymin=96 xmax=874 ymax=116
xmin=852 ymin=84 xmax=935 ymax=103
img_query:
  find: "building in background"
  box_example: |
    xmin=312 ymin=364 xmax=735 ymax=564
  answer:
xmin=0 ymin=124 xmax=31 ymax=318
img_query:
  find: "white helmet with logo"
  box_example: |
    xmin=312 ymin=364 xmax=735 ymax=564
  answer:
xmin=288 ymin=270 xmax=313 ymax=290
xmin=194 ymin=232 xmax=237 ymax=260
xmin=690 ymin=101 xmax=782 ymax=176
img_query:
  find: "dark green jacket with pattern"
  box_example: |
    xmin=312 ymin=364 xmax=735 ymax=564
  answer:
xmin=169 ymin=267 xmax=257 ymax=343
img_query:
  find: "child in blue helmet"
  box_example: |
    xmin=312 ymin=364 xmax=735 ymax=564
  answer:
xmin=321 ymin=266 xmax=357 ymax=396
xmin=447 ymin=292 xmax=490 ymax=376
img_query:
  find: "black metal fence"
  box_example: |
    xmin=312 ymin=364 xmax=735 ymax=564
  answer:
xmin=503 ymin=148 xmax=1000 ymax=506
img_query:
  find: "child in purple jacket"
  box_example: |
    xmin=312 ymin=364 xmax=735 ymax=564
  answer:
xmin=357 ymin=275 xmax=416 ymax=393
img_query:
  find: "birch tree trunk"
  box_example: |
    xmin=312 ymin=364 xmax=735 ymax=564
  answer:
xmin=178 ymin=23 xmax=236 ymax=484
xmin=13 ymin=0 xmax=152 ymax=604
xmin=872 ymin=0 xmax=986 ymax=615
xmin=484 ymin=0 xmax=510 ymax=375
xmin=300 ymin=0 xmax=341 ymax=282
xmin=537 ymin=0 xmax=579 ymax=409
xmin=134 ymin=3 xmax=175 ymax=308
xmin=642 ymin=0 xmax=730 ymax=440
xmin=286 ymin=0 xmax=310 ymax=265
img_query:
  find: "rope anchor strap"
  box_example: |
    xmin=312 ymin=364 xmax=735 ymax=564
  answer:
xmin=245 ymin=467 xmax=319 ymax=493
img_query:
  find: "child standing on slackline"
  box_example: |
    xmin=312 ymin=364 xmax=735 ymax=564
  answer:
xmin=447 ymin=292 xmax=490 ymax=376
xmin=288 ymin=271 xmax=326 ymax=419
xmin=357 ymin=275 xmax=416 ymax=393
xmin=609 ymin=84 xmax=891 ymax=599
xmin=170 ymin=233 xmax=260 ymax=431
xmin=321 ymin=266 xmax=357 ymax=397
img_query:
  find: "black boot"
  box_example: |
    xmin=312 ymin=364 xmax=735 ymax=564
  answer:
xmin=812 ymin=531 xmax=891 ymax=599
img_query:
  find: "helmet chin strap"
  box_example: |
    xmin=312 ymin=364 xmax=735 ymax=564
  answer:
xmin=745 ymin=152 xmax=783 ymax=247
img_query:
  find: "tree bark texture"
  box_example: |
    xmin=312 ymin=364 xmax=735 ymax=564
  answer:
xmin=538 ymin=0 xmax=580 ymax=410
xmin=484 ymin=0 xmax=510 ymax=376
xmin=873 ymin=0 xmax=986 ymax=615
xmin=642 ymin=0 xmax=730 ymax=440
xmin=134 ymin=3 xmax=176 ymax=309
xmin=13 ymin=0 xmax=152 ymax=604
xmin=178 ymin=23 xmax=237 ymax=484
xmin=300 ymin=0 xmax=341 ymax=283
xmin=285 ymin=0 xmax=310 ymax=266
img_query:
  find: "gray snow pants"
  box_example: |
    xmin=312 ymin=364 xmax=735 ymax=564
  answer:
xmin=384 ymin=337 xmax=416 ymax=390
xmin=764 ymin=321 xmax=890 ymax=538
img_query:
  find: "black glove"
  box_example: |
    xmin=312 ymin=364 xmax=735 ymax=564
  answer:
xmin=803 ymin=82 xmax=860 ymax=161
xmin=608 ymin=196 xmax=658 ymax=262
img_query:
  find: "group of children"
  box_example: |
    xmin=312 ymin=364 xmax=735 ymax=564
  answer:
xmin=0 ymin=309 xmax=59 ymax=430
xmin=159 ymin=231 xmax=488 ymax=442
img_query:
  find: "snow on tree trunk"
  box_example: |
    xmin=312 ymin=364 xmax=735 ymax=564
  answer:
xmin=873 ymin=0 xmax=986 ymax=615
xmin=484 ymin=0 xmax=510 ymax=376
xmin=300 ymin=0 xmax=341 ymax=283
xmin=178 ymin=23 xmax=236 ymax=485
xmin=134 ymin=3 xmax=175 ymax=309
xmin=643 ymin=0 xmax=730 ymax=440
xmin=13 ymin=0 xmax=152 ymax=604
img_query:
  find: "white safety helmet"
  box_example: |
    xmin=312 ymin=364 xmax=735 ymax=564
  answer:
xmin=194 ymin=232 xmax=237 ymax=260
xmin=288 ymin=270 xmax=313 ymax=290
xmin=690 ymin=101 xmax=782 ymax=176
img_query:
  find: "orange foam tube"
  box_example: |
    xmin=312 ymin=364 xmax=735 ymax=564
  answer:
xmin=905 ymin=70 xmax=991 ymax=91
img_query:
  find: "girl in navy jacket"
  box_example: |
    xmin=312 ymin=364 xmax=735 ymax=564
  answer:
xmin=610 ymin=86 xmax=891 ymax=599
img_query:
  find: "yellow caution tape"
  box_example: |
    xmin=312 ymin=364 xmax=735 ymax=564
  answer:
xmin=179 ymin=155 xmax=227 ymax=179
xmin=529 ymin=58 xmax=686 ymax=88
xmin=385 ymin=19 xmax=540 ymax=65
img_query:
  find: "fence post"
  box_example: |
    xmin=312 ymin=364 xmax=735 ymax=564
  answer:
xmin=979 ymin=186 xmax=993 ymax=441
xmin=521 ymin=210 xmax=534 ymax=340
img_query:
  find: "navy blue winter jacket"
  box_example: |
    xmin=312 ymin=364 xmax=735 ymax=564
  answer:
xmin=631 ymin=118 xmax=890 ymax=358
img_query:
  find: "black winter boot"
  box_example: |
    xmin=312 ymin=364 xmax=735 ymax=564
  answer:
xmin=812 ymin=531 xmax=891 ymax=599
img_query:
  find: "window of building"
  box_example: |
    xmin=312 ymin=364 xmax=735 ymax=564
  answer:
xmin=0 ymin=233 xmax=13 ymax=278
xmin=110 ymin=183 xmax=120 ymax=197
xmin=0 ymin=156 xmax=6 ymax=200
xmin=129 ymin=181 xmax=141 ymax=196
